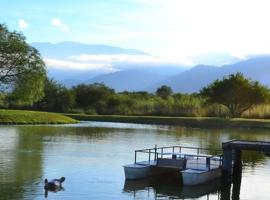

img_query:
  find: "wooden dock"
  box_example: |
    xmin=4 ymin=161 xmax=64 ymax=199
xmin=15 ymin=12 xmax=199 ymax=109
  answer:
xmin=222 ymin=139 xmax=270 ymax=176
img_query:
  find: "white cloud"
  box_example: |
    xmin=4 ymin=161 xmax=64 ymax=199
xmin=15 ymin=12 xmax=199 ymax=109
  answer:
xmin=44 ymin=58 xmax=117 ymax=71
xmin=82 ymin=0 xmax=270 ymax=62
xmin=51 ymin=18 xmax=69 ymax=32
xmin=18 ymin=19 xmax=28 ymax=30
xmin=44 ymin=53 xmax=192 ymax=71
xmin=69 ymin=54 xmax=193 ymax=66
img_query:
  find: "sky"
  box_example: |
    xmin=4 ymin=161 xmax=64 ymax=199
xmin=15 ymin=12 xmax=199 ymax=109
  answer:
xmin=2 ymin=0 xmax=270 ymax=68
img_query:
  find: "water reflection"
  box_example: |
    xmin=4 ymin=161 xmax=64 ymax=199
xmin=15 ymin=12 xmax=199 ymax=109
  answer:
xmin=0 ymin=122 xmax=270 ymax=199
xmin=124 ymin=173 xmax=222 ymax=199
xmin=123 ymin=171 xmax=247 ymax=200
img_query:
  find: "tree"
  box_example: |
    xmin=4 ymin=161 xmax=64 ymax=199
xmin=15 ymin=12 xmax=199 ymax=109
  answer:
xmin=73 ymin=83 xmax=114 ymax=112
xmin=0 ymin=24 xmax=46 ymax=105
xmin=36 ymin=79 xmax=75 ymax=112
xmin=156 ymin=85 xmax=173 ymax=99
xmin=200 ymin=73 xmax=270 ymax=117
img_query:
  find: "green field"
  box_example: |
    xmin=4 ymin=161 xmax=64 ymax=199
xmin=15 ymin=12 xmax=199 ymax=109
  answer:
xmin=0 ymin=109 xmax=78 ymax=124
xmin=66 ymin=114 xmax=270 ymax=129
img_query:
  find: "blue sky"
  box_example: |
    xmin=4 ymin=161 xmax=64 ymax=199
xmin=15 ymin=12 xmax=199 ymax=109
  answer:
xmin=2 ymin=0 xmax=270 ymax=67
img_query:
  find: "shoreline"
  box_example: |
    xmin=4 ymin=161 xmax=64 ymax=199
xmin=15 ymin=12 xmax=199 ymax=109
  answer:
xmin=0 ymin=109 xmax=78 ymax=125
xmin=66 ymin=114 xmax=270 ymax=129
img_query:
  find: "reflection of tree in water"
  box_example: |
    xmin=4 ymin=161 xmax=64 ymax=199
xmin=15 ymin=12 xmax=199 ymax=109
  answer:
xmin=0 ymin=128 xmax=43 ymax=200
xmin=162 ymin=127 xmax=270 ymax=165
xmin=1 ymin=124 xmax=270 ymax=200
xmin=0 ymin=125 xmax=120 ymax=200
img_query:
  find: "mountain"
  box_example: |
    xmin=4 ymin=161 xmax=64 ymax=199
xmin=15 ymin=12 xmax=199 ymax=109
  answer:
xmin=155 ymin=56 xmax=270 ymax=93
xmin=32 ymin=41 xmax=148 ymax=59
xmin=86 ymin=69 xmax=170 ymax=92
xmin=32 ymin=42 xmax=188 ymax=88
xmin=32 ymin=42 xmax=270 ymax=93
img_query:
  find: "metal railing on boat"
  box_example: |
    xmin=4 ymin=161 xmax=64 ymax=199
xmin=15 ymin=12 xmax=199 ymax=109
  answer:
xmin=134 ymin=145 xmax=223 ymax=169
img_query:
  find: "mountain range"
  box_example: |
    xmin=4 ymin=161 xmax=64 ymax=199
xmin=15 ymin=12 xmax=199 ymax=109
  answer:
xmin=159 ymin=57 xmax=270 ymax=93
xmin=32 ymin=42 xmax=270 ymax=93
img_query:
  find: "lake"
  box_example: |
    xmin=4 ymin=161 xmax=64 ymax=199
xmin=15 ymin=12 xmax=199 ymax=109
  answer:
xmin=1 ymin=121 xmax=270 ymax=200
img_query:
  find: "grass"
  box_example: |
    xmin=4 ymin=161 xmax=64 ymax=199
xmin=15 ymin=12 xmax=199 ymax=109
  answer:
xmin=0 ymin=109 xmax=78 ymax=124
xmin=66 ymin=114 xmax=270 ymax=129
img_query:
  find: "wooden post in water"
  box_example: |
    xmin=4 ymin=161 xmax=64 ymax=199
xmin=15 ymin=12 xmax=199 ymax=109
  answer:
xmin=154 ymin=145 xmax=157 ymax=161
xmin=222 ymin=149 xmax=233 ymax=177
xmin=233 ymin=149 xmax=242 ymax=176
xmin=232 ymin=154 xmax=242 ymax=200
xmin=206 ymin=157 xmax=211 ymax=171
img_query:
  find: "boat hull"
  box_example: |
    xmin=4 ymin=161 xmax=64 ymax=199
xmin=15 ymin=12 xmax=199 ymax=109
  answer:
xmin=182 ymin=168 xmax=222 ymax=186
xmin=124 ymin=164 xmax=151 ymax=180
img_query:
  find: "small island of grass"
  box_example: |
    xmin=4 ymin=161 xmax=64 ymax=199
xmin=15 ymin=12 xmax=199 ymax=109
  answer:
xmin=0 ymin=109 xmax=78 ymax=124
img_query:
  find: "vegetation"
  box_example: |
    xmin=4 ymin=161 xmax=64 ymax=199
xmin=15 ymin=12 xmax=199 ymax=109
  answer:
xmin=1 ymin=23 xmax=270 ymax=125
xmin=0 ymin=24 xmax=46 ymax=106
xmin=0 ymin=109 xmax=77 ymax=124
xmin=201 ymin=73 xmax=270 ymax=117
xmin=65 ymin=114 xmax=270 ymax=129
xmin=2 ymin=75 xmax=270 ymax=120
xmin=35 ymin=78 xmax=75 ymax=112
xmin=156 ymin=85 xmax=173 ymax=99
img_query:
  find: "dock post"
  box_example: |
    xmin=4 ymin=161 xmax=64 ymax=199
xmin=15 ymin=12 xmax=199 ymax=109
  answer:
xmin=232 ymin=154 xmax=242 ymax=200
xmin=154 ymin=145 xmax=157 ymax=161
xmin=148 ymin=149 xmax=151 ymax=163
xmin=222 ymin=149 xmax=233 ymax=177
xmin=206 ymin=157 xmax=211 ymax=171
xmin=233 ymin=149 xmax=242 ymax=176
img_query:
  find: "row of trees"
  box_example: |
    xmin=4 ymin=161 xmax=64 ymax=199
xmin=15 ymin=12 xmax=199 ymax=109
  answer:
xmin=1 ymin=23 xmax=270 ymax=118
xmin=1 ymin=73 xmax=267 ymax=118
xmin=33 ymin=81 xmax=205 ymax=116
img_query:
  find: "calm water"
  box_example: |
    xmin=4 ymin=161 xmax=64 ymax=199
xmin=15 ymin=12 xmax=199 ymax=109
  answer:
xmin=1 ymin=121 xmax=270 ymax=200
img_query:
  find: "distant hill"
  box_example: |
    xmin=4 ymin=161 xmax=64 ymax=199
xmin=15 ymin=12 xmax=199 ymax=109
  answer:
xmin=87 ymin=69 xmax=170 ymax=92
xmin=155 ymin=56 xmax=270 ymax=93
xmin=32 ymin=42 xmax=270 ymax=93
xmin=32 ymin=41 xmax=148 ymax=59
xmin=32 ymin=42 xmax=188 ymax=88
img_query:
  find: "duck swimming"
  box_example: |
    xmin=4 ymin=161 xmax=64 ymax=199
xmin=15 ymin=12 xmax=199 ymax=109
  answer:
xmin=44 ymin=177 xmax=65 ymax=190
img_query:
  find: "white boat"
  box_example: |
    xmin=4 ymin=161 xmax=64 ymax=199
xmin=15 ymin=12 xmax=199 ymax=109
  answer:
xmin=124 ymin=164 xmax=151 ymax=180
xmin=181 ymin=168 xmax=222 ymax=186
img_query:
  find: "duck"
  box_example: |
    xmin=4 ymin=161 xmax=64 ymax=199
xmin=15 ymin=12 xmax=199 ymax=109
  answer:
xmin=44 ymin=177 xmax=65 ymax=190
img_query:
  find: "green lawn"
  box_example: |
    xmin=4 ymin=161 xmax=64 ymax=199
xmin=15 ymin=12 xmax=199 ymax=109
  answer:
xmin=66 ymin=114 xmax=270 ymax=129
xmin=0 ymin=109 xmax=78 ymax=124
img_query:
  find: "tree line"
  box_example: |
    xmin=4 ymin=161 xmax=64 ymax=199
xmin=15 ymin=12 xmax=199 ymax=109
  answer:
xmin=1 ymin=74 xmax=268 ymax=118
xmin=1 ymin=23 xmax=270 ymax=118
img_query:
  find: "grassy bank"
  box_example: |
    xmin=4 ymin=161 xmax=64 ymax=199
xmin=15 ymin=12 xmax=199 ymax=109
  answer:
xmin=0 ymin=109 xmax=78 ymax=124
xmin=66 ymin=114 xmax=270 ymax=129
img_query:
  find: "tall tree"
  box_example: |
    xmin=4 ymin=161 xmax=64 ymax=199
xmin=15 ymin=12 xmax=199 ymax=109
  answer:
xmin=36 ymin=79 xmax=75 ymax=112
xmin=0 ymin=24 xmax=46 ymax=105
xmin=156 ymin=85 xmax=173 ymax=99
xmin=73 ymin=83 xmax=114 ymax=111
xmin=200 ymin=73 xmax=270 ymax=117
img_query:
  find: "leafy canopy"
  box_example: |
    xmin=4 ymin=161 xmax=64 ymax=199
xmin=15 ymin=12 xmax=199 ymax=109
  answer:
xmin=0 ymin=24 xmax=46 ymax=105
xmin=200 ymin=73 xmax=270 ymax=117
xmin=36 ymin=78 xmax=75 ymax=112
xmin=156 ymin=85 xmax=173 ymax=99
xmin=73 ymin=83 xmax=114 ymax=109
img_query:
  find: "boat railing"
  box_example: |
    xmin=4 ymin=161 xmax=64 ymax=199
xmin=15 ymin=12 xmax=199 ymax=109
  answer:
xmin=134 ymin=145 xmax=222 ymax=166
xmin=156 ymin=152 xmax=223 ymax=170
